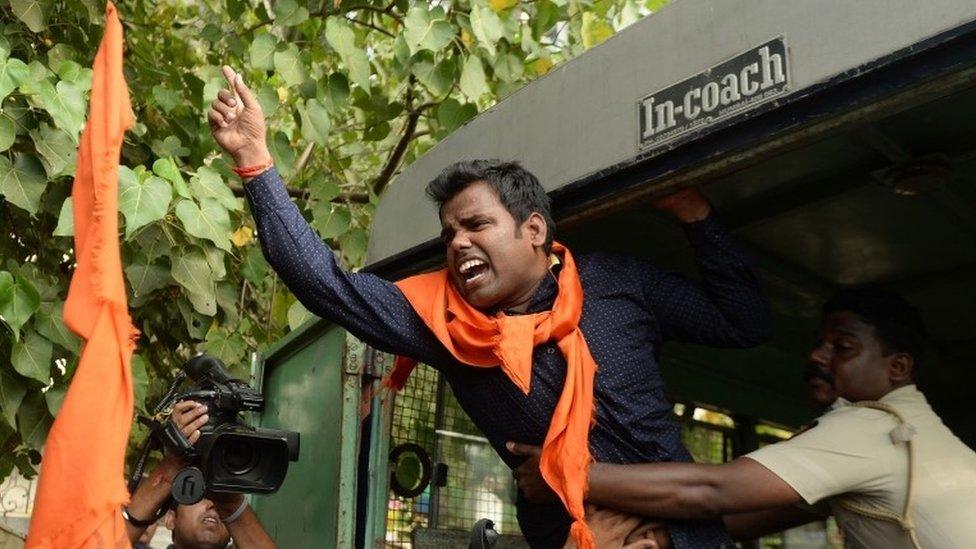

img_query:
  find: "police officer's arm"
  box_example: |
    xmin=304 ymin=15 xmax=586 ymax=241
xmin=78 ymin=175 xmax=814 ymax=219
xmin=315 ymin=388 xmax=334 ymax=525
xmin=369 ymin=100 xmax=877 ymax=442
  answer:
xmin=722 ymin=505 xmax=824 ymax=541
xmin=584 ymin=457 xmax=802 ymax=519
xmin=212 ymin=493 xmax=276 ymax=548
xmin=125 ymin=401 xmax=209 ymax=543
xmin=509 ymin=442 xmax=800 ymax=519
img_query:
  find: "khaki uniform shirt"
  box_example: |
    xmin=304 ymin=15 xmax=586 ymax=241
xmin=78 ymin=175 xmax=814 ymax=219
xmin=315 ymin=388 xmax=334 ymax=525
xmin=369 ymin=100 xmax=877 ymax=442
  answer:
xmin=747 ymin=385 xmax=976 ymax=548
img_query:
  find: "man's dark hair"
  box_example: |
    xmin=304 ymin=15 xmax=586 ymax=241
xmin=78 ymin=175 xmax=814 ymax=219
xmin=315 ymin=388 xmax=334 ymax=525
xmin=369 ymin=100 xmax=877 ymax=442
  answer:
xmin=426 ymin=159 xmax=555 ymax=251
xmin=823 ymin=288 xmax=926 ymax=375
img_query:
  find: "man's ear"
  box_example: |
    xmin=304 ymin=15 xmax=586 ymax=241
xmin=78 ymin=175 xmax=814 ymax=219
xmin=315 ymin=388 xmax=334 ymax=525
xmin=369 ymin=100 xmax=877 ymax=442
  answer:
xmin=523 ymin=213 xmax=548 ymax=248
xmin=164 ymin=509 xmax=176 ymax=530
xmin=888 ymin=352 xmax=914 ymax=384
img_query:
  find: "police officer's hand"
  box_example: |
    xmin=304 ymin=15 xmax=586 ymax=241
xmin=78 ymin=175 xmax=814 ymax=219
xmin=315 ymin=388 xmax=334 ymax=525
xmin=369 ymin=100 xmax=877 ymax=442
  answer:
xmin=651 ymin=187 xmax=711 ymax=223
xmin=506 ymin=442 xmax=560 ymax=504
xmin=208 ymin=65 xmax=270 ymax=168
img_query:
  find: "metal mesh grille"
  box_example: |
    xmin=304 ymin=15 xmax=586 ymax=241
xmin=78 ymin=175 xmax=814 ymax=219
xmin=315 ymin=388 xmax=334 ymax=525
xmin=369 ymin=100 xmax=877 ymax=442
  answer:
xmin=433 ymin=386 xmax=520 ymax=535
xmin=385 ymin=363 xmax=439 ymax=547
xmin=383 ymin=364 xmax=520 ymax=547
xmin=681 ymin=422 xmax=733 ymax=464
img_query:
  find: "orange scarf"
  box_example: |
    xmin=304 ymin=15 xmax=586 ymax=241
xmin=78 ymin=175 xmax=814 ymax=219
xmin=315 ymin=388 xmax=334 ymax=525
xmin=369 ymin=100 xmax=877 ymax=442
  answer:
xmin=390 ymin=242 xmax=597 ymax=549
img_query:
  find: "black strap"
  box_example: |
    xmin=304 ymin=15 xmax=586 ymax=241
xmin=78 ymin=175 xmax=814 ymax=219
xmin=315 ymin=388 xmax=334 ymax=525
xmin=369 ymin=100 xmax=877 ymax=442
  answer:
xmin=122 ymin=504 xmax=168 ymax=528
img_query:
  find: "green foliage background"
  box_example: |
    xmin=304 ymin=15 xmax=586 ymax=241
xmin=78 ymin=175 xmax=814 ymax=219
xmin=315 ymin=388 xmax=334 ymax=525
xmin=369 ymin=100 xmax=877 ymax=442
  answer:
xmin=0 ymin=0 xmax=665 ymax=481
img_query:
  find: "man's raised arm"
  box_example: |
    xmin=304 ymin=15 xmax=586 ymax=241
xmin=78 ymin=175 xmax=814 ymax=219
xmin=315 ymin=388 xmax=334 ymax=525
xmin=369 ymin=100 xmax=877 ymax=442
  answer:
xmin=207 ymin=66 xmax=449 ymax=365
xmin=646 ymin=188 xmax=771 ymax=347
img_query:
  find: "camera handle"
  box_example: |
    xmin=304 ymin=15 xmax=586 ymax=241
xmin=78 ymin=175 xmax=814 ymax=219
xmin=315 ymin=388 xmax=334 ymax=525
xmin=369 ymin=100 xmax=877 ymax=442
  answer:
xmin=160 ymin=417 xmax=197 ymax=458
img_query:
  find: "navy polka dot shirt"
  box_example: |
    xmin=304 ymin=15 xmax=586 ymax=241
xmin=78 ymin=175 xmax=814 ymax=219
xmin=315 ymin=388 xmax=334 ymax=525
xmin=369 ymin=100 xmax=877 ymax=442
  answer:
xmin=245 ymin=168 xmax=770 ymax=548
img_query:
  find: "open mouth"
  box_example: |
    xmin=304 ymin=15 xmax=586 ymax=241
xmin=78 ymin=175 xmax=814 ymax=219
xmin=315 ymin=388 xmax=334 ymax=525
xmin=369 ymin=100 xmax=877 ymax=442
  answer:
xmin=202 ymin=515 xmax=219 ymax=526
xmin=458 ymin=258 xmax=489 ymax=287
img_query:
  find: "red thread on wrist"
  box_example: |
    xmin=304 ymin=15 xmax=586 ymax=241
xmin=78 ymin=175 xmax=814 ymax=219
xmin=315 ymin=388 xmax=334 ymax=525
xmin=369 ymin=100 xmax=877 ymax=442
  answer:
xmin=232 ymin=157 xmax=274 ymax=178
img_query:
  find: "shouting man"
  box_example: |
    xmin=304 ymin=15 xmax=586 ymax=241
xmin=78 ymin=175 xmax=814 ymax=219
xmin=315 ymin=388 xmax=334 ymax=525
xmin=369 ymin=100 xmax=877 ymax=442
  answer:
xmin=208 ymin=66 xmax=769 ymax=547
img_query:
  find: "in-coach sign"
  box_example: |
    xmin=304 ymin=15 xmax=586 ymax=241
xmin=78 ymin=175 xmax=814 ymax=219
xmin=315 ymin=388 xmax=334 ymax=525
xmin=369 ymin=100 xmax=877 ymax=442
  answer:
xmin=638 ymin=36 xmax=790 ymax=151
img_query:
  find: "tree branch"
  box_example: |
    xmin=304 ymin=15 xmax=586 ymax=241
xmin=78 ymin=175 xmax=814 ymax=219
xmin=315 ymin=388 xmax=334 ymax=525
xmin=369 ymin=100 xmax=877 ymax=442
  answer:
xmin=342 ymin=4 xmax=403 ymax=22
xmin=410 ymin=100 xmax=439 ymax=115
xmin=307 ymin=3 xmax=404 ymax=24
xmin=294 ymin=142 xmax=315 ymax=176
xmin=372 ymin=77 xmax=433 ymax=197
xmin=347 ymin=16 xmax=396 ymax=38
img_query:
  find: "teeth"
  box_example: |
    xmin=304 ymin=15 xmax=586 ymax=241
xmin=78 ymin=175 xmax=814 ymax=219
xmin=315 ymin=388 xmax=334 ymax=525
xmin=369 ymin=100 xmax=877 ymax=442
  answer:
xmin=459 ymin=259 xmax=486 ymax=275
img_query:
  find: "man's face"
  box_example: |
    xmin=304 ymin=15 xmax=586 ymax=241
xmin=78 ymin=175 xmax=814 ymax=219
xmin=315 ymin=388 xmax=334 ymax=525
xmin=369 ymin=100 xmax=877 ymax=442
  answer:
xmin=439 ymin=181 xmax=546 ymax=311
xmin=809 ymin=311 xmax=893 ymax=402
xmin=171 ymin=498 xmax=231 ymax=549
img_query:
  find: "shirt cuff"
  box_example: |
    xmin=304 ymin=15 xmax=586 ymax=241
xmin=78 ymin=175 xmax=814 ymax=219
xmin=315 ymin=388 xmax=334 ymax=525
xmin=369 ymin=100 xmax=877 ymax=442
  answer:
xmin=243 ymin=166 xmax=292 ymax=210
xmin=681 ymin=213 xmax=729 ymax=248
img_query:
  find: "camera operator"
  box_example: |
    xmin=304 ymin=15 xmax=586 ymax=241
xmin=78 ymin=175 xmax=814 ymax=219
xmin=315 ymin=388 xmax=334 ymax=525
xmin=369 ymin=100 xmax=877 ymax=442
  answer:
xmin=123 ymin=401 xmax=276 ymax=548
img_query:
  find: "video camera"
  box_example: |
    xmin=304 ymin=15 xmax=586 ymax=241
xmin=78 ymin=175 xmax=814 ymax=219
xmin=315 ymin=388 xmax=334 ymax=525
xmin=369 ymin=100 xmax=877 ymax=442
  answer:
xmin=133 ymin=355 xmax=299 ymax=506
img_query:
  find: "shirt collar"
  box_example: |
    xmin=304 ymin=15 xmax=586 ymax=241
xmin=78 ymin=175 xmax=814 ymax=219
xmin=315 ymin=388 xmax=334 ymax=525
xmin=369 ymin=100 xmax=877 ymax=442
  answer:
xmin=880 ymin=384 xmax=923 ymax=404
xmin=505 ymin=253 xmax=561 ymax=315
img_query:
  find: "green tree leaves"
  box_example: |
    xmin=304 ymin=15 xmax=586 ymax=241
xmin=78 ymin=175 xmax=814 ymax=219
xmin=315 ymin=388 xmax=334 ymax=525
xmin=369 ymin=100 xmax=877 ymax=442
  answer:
xmin=0 ymin=154 xmax=46 ymax=215
xmin=171 ymin=246 xmax=217 ymax=315
xmin=274 ymin=0 xmax=309 ymax=27
xmin=175 ymin=199 xmax=232 ymax=252
xmin=17 ymin=391 xmax=51 ymax=450
xmin=460 ymin=55 xmax=488 ymax=101
xmin=250 ymin=34 xmax=277 ymax=71
xmin=582 ymin=12 xmax=616 ymax=49
xmin=10 ymin=0 xmax=53 ymax=33
xmin=301 ymin=99 xmax=332 ymax=146
xmin=118 ymin=167 xmax=172 ymax=238
xmin=11 ymin=331 xmax=52 ymax=383
xmin=38 ymin=80 xmax=87 ymax=136
xmin=0 ymin=57 xmax=29 ymax=103
xmin=470 ymin=5 xmax=504 ymax=56
xmin=0 ymin=115 xmax=15 ymax=152
xmin=0 ymin=0 xmax=660 ymax=485
xmin=326 ymin=20 xmax=371 ymax=91
xmin=274 ymin=45 xmax=306 ymax=88
xmin=0 ymin=271 xmax=40 ymax=337
xmin=404 ymin=6 xmax=456 ymax=55
xmin=31 ymin=124 xmax=77 ymax=177
xmin=0 ymin=369 xmax=28 ymax=429
xmin=437 ymin=99 xmax=478 ymax=132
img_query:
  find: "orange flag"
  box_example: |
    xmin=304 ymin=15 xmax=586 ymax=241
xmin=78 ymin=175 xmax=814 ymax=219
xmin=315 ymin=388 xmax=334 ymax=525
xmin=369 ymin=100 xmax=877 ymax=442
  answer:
xmin=26 ymin=3 xmax=137 ymax=547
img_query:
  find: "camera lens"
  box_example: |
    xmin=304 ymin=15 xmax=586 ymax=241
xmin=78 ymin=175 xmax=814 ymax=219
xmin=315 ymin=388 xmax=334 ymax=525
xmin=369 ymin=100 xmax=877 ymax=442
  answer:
xmin=222 ymin=439 xmax=259 ymax=475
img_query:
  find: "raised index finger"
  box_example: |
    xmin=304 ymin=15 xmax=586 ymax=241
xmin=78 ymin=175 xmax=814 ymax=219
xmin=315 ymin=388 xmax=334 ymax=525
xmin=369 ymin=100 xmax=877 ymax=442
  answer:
xmin=222 ymin=65 xmax=241 ymax=111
